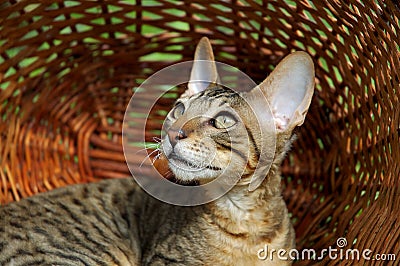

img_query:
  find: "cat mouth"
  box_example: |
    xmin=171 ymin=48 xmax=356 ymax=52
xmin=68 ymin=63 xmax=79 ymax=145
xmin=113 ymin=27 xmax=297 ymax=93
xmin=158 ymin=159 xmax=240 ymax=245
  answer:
xmin=168 ymin=154 xmax=221 ymax=171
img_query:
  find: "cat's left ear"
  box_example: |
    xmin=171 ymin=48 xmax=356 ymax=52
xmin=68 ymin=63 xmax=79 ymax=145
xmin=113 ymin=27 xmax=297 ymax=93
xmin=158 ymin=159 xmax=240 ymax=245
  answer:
xmin=257 ymin=51 xmax=315 ymax=132
xmin=182 ymin=37 xmax=220 ymax=98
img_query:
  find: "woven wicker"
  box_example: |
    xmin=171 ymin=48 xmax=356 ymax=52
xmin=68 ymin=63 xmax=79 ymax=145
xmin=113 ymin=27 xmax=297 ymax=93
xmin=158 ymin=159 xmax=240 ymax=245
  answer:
xmin=1 ymin=0 xmax=399 ymax=264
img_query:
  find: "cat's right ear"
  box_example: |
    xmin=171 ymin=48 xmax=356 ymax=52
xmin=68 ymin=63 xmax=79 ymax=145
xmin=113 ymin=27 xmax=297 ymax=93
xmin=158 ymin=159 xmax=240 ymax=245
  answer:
xmin=256 ymin=51 xmax=315 ymax=133
xmin=182 ymin=37 xmax=219 ymax=98
xmin=246 ymin=52 xmax=314 ymax=191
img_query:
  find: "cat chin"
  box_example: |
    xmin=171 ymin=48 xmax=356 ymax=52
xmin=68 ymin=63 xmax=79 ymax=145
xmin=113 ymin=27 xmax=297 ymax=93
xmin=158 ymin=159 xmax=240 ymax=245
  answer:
xmin=169 ymin=164 xmax=221 ymax=183
xmin=158 ymin=149 xmax=218 ymax=182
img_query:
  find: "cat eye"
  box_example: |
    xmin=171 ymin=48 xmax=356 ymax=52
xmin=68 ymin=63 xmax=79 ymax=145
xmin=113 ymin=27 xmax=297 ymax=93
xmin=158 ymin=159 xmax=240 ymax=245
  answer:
xmin=210 ymin=113 xmax=236 ymax=129
xmin=171 ymin=103 xmax=185 ymax=119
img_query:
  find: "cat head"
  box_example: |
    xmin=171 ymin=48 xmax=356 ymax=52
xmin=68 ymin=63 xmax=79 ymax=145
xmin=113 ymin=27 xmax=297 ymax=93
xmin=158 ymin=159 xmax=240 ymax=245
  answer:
xmin=161 ymin=37 xmax=314 ymax=190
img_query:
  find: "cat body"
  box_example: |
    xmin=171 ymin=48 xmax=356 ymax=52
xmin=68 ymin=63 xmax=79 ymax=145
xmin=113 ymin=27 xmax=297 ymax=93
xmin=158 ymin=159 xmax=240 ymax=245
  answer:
xmin=1 ymin=177 xmax=292 ymax=266
xmin=0 ymin=38 xmax=314 ymax=265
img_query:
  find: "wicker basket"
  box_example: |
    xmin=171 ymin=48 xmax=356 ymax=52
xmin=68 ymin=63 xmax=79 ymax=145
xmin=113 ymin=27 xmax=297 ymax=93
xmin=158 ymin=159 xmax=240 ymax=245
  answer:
xmin=1 ymin=0 xmax=399 ymax=264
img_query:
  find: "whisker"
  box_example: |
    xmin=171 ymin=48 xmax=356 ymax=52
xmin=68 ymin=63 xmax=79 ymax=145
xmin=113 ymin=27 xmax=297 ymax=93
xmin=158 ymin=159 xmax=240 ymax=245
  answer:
xmin=135 ymin=143 xmax=160 ymax=154
xmin=139 ymin=148 xmax=161 ymax=168
xmin=135 ymin=147 xmax=152 ymax=153
xmin=152 ymin=152 xmax=162 ymax=163
xmin=165 ymin=170 xmax=173 ymax=179
xmin=153 ymin=137 xmax=162 ymax=143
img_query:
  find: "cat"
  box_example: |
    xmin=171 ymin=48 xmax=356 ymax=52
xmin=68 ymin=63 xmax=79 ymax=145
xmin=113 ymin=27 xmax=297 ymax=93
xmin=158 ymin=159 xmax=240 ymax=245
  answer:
xmin=0 ymin=37 xmax=314 ymax=265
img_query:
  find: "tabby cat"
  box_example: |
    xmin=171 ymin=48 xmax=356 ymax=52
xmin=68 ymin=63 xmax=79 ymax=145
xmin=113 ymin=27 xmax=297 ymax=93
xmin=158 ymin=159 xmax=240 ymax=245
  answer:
xmin=0 ymin=37 xmax=314 ymax=265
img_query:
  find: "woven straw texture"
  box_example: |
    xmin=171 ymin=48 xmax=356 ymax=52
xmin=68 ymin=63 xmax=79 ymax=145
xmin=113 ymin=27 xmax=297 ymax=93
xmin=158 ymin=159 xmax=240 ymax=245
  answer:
xmin=1 ymin=0 xmax=399 ymax=264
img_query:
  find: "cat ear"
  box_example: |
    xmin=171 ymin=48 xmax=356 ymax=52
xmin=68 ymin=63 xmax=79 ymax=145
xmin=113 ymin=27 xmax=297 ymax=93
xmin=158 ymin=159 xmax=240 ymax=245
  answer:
xmin=246 ymin=52 xmax=314 ymax=192
xmin=183 ymin=37 xmax=219 ymax=98
xmin=258 ymin=51 xmax=315 ymax=132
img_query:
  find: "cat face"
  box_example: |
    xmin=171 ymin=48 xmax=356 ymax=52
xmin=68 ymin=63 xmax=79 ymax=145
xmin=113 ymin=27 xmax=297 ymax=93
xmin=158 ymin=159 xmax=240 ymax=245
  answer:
xmin=160 ymin=37 xmax=314 ymax=189
xmin=162 ymin=84 xmax=254 ymax=183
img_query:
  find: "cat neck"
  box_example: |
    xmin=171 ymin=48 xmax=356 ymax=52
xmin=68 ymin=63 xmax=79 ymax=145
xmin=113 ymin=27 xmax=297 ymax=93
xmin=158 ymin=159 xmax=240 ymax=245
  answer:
xmin=205 ymin=162 xmax=288 ymax=238
xmin=203 ymin=133 xmax=294 ymax=237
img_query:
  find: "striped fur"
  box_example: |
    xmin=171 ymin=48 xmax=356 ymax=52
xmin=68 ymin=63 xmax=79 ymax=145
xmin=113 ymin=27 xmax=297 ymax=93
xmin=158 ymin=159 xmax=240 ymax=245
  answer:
xmin=1 ymin=177 xmax=225 ymax=266
xmin=0 ymin=86 xmax=299 ymax=265
xmin=1 ymin=38 xmax=314 ymax=265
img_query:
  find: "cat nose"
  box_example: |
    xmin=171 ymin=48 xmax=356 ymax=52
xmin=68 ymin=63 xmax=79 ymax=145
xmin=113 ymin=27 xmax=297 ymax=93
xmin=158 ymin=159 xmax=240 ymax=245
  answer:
xmin=168 ymin=129 xmax=187 ymax=148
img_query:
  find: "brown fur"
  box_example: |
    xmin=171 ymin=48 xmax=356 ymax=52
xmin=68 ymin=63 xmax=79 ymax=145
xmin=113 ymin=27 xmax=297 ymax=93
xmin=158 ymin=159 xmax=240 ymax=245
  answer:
xmin=0 ymin=38 xmax=313 ymax=265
